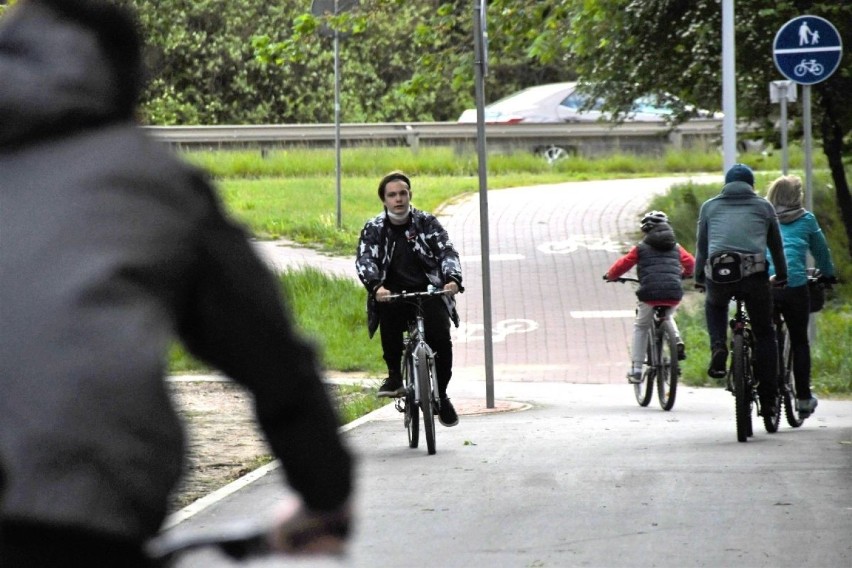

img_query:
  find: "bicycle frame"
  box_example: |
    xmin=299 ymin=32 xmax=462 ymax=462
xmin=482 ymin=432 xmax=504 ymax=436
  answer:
xmin=387 ymin=288 xmax=447 ymax=455
xmin=405 ymin=315 xmax=439 ymax=413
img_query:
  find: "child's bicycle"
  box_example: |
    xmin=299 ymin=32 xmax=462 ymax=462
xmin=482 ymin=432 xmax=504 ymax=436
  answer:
xmin=386 ymin=286 xmax=450 ymax=455
xmin=607 ymin=276 xmax=680 ymax=411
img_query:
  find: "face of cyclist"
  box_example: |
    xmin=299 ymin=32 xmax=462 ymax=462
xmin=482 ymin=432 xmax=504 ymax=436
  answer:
xmin=382 ymin=180 xmax=411 ymax=217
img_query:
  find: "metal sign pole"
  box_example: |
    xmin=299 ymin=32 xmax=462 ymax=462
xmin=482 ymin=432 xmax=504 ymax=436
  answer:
xmin=770 ymin=80 xmax=795 ymax=175
xmin=721 ymin=0 xmax=737 ymax=172
xmin=334 ymin=19 xmax=342 ymax=229
xmin=802 ymin=85 xmax=813 ymax=211
xmin=473 ymin=0 xmax=495 ymax=409
xmin=779 ymin=85 xmax=789 ymax=175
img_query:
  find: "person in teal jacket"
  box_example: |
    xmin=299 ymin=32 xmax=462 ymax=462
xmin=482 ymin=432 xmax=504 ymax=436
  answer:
xmin=765 ymin=175 xmax=837 ymax=418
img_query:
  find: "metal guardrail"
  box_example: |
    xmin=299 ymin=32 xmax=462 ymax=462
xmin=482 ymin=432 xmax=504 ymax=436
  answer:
xmin=145 ymin=120 xmax=725 ymax=151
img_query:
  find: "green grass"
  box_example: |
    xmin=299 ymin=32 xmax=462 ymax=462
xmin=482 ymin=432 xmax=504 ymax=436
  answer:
xmin=277 ymin=267 xmax=384 ymax=374
xmin=334 ymin=383 xmax=388 ymax=423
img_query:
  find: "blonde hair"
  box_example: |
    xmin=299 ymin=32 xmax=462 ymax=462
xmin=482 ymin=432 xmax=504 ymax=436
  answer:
xmin=766 ymin=175 xmax=803 ymax=208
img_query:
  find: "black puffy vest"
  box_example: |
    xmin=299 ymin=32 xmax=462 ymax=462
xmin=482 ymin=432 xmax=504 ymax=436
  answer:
xmin=636 ymin=224 xmax=684 ymax=302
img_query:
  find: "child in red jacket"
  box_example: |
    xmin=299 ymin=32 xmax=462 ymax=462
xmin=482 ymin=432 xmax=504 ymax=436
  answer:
xmin=605 ymin=211 xmax=695 ymax=383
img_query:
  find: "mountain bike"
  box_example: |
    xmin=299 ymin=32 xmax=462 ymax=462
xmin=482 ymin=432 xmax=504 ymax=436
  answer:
xmin=727 ymin=294 xmax=780 ymax=442
xmin=387 ymin=287 xmax=449 ymax=455
xmin=607 ymin=277 xmax=680 ymax=411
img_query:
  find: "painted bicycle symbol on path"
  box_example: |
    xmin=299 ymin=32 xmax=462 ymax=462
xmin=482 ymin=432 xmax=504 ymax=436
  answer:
xmin=453 ymin=319 xmax=539 ymax=343
xmin=537 ymin=235 xmax=623 ymax=255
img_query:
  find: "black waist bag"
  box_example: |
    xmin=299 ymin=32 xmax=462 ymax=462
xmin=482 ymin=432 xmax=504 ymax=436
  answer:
xmin=708 ymin=251 xmax=743 ymax=283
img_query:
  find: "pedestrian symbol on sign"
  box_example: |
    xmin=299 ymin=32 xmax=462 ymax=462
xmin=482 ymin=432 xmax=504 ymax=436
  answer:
xmin=798 ymin=21 xmax=815 ymax=45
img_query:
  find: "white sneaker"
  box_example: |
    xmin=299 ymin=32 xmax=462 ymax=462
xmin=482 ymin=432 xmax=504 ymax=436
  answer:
xmin=626 ymin=366 xmax=643 ymax=384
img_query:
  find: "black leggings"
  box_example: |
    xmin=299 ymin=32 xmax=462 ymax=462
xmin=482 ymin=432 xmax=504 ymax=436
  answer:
xmin=378 ymin=296 xmax=453 ymax=396
xmin=773 ymin=284 xmax=813 ymax=399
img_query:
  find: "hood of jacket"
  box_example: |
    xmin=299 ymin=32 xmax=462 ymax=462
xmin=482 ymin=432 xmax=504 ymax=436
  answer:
xmin=0 ymin=0 xmax=141 ymax=147
xmin=642 ymin=221 xmax=676 ymax=251
xmin=719 ymin=180 xmax=757 ymax=199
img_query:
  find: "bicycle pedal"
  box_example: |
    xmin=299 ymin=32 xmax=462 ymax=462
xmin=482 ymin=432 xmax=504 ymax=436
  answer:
xmin=394 ymin=400 xmax=405 ymax=413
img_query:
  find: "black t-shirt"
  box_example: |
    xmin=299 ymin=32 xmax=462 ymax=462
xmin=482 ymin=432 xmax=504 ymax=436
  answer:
xmin=384 ymin=223 xmax=430 ymax=292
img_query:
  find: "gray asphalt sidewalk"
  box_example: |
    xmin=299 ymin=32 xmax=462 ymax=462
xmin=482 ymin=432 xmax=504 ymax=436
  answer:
xmin=170 ymin=379 xmax=852 ymax=568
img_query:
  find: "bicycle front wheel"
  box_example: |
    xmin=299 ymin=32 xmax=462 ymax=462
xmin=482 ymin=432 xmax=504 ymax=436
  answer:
xmin=634 ymin=334 xmax=654 ymax=407
xmin=779 ymin=325 xmax=804 ymax=428
xmin=656 ymin=321 xmax=679 ymax=411
xmin=732 ymin=334 xmax=751 ymax=442
xmin=416 ymin=346 xmax=436 ymax=455
xmin=403 ymin=353 xmax=419 ymax=448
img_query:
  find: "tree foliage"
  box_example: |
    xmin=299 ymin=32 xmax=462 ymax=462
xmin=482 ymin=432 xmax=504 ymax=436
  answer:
xmin=537 ymin=0 xmax=852 ymax=256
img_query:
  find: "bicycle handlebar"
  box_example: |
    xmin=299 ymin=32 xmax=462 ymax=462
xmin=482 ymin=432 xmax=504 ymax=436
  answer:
xmin=146 ymin=513 xmax=349 ymax=564
xmin=146 ymin=519 xmax=271 ymax=564
xmin=385 ymin=287 xmax=452 ymax=301
xmin=603 ymin=275 xmax=638 ymax=283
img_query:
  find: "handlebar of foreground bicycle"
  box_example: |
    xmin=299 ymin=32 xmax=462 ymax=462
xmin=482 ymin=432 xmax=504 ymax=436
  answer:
xmin=146 ymin=519 xmax=270 ymax=564
xmin=145 ymin=512 xmax=349 ymax=565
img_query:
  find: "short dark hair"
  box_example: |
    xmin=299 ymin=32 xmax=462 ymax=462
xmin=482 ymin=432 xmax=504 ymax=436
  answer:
xmin=377 ymin=171 xmax=411 ymax=200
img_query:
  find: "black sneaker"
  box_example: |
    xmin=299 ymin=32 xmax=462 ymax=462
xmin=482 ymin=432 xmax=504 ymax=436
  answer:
xmin=759 ymin=400 xmax=777 ymax=418
xmin=707 ymin=347 xmax=728 ymax=379
xmin=676 ymin=342 xmax=686 ymax=361
xmin=377 ymin=377 xmax=404 ymax=398
xmin=438 ymin=397 xmax=459 ymax=427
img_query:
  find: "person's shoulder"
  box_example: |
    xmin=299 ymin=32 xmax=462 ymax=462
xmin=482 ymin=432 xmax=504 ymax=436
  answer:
xmin=362 ymin=212 xmax=385 ymax=230
xmin=92 ymin=123 xmax=206 ymax=186
xmin=799 ymin=210 xmax=822 ymax=229
xmin=411 ymin=207 xmax=434 ymax=219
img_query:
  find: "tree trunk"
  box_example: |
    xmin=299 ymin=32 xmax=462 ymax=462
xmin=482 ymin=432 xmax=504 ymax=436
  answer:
xmin=818 ymin=89 xmax=852 ymax=259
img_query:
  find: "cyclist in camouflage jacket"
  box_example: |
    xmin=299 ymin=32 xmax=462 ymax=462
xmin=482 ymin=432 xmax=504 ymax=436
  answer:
xmin=355 ymin=171 xmax=463 ymax=426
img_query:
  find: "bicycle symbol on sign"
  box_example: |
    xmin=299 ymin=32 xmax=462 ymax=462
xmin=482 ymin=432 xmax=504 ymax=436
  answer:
xmin=453 ymin=319 xmax=539 ymax=343
xmin=794 ymin=58 xmax=824 ymax=77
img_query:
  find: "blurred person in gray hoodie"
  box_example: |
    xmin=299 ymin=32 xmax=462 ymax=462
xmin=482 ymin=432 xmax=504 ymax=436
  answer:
xmin=0 ymin=1 xmax=353 ymax=565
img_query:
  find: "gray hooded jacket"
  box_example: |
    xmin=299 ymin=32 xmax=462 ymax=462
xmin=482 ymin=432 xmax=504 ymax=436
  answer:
xmin=0 ymin=0 xmax=351 ymax=541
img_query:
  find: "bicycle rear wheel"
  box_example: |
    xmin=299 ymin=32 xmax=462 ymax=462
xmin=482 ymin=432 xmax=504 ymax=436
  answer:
xmin=732 ymin=334 xmax=751 ymax=442
xmin=779 ymin=325 xmax=804 ymax=428
xmin=416 ymin=346 xmax=436 ymax=455
xmin=656 ymin=321 xmax=679 ymax=411
xmin=403 ymin=352 xmax=419 ymax=448
xmin=634 ymin=335 xmax=654 ymax=407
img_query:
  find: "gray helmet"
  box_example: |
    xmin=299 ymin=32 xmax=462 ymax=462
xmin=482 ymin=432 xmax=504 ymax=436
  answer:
xmin=640 ymin=210 xmax=668 ymax=233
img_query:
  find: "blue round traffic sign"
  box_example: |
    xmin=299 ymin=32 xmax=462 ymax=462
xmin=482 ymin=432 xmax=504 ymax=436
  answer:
xmin=773 ymin=15 xmax=843 ymax=85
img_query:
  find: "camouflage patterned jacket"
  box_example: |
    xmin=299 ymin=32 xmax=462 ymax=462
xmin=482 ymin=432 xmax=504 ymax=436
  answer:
xmin=356 ymin=207 xmax=464 ymax=337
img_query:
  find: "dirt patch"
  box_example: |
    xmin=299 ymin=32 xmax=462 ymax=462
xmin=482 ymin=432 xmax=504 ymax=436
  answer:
xmin=168 ymin=380 xmax=272 ymax=511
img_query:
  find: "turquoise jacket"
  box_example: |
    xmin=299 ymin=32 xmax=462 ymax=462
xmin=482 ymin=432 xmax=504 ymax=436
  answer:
xmin=767 ymin=210 xmax=835 ymax=287
xmin=695 ymin=181 xmax=787 ymax=283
